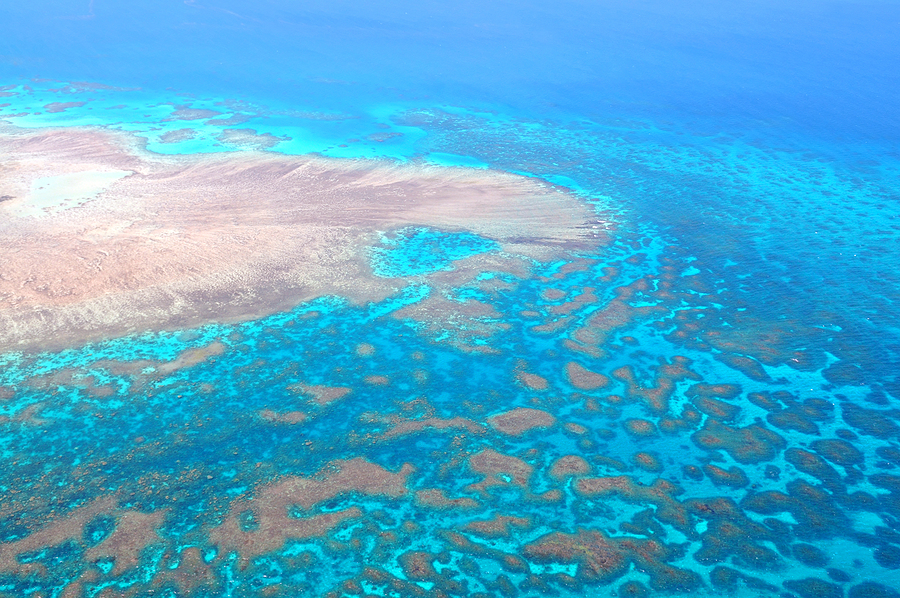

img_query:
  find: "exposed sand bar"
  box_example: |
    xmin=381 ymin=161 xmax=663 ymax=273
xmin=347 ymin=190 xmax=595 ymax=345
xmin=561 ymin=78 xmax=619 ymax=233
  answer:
xmin=0 ymin=125 xmax=598 ymax=352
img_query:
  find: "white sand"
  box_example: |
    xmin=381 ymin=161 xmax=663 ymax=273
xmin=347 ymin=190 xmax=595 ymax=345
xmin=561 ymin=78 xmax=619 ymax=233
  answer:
xmin=10 ymin=170 xmax=132 ymax=217
xmin=0 ymin=125 xmax=602 ymax=352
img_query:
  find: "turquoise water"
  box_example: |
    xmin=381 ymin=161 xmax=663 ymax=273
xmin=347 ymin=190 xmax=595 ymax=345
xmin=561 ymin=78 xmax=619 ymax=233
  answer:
xmin=2 ymin=1 xmax=900 ymax=597
xmin=371 ymin=228 xmax=501 ymax=278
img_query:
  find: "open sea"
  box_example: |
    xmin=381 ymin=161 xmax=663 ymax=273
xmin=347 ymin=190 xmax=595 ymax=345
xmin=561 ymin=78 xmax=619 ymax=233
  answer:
xmin=1 ymin=1 xmax=900 ymax=596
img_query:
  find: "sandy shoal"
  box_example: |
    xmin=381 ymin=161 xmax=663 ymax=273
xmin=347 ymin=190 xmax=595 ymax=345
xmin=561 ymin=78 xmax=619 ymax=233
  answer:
xmin=0 ymin=125 xmax=599 ymax=352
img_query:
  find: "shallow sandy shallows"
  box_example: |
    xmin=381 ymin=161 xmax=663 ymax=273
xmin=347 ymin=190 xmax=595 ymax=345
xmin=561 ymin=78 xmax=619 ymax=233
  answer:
xmin=0 ymin=126 xmax=597 ymax=352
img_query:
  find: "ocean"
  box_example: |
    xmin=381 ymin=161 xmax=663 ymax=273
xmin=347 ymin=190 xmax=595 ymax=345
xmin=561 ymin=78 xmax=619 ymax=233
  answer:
xmin=1 ymin=1 xmax=899 ymax=596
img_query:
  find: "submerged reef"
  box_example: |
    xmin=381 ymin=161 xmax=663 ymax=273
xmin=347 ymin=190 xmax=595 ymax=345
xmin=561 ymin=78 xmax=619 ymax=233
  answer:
xmin=0 ymin=108 xmax=899 ymax=597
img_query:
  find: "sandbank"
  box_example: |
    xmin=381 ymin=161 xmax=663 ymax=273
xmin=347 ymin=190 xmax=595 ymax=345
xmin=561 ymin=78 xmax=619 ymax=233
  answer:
xmin=0 ymin=124 xmax=598 ymax=352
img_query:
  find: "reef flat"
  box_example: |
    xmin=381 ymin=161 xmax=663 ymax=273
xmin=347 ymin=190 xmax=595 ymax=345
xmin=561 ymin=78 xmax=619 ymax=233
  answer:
xmin=0 ymin=124 xmax=596 ymax=352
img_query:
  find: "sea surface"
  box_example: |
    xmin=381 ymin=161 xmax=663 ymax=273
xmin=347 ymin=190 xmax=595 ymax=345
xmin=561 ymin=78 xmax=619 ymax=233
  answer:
xmin=1 ymin=1 xmax=900 ymax=596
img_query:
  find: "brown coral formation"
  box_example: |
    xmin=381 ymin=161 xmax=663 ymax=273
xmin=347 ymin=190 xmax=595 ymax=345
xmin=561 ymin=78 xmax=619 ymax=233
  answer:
xmin=517 ymin=371 xmax=550 ymax=391
xmin=211 ymin=506 xmax=361 ymax=564
xmin=85 ymin=509 xmax=168 ymax=575
xmin=524 ymin=530 xmax=629 ymax=583
xmin=611 ymin=356 xmax=701 ymax=414
xmin=564 ymin=361 xmax=610 ymax=390
xmin=487 ymin=407 xmax=556 ymax=436
xmin=461 ymin=514 xmax=532 ymax=537
xmin=414 ymin=489 xmax=479 ymax=510
xmin=258 ymin=409 xmax=307 ymax=424
xmin=549 ymin=455 xmax=592 ymax=480
xmin=209 ymin=458 xmax=413 ymax=563
xmin=0 ymin=496 xmax=116 ymax=572
xmin=576 ymin=476 xmax=691 ymax=533
xmin=153 ymin=547 xmax=218 ymax=595
xmin=466 ymin=449 xmax=534 ymax=494
xmin=158 ymin=128 xmax=196 ymax=143
xmin=0 ymin=496 xmax=166 ymax=579
xmin=44 ymin=101 xmax=86 ymax=113
xmin=624 ymin=418 xmax=657 ymax=437
xmin=216 ymin=128 xmax=287 ymax=149
xmin=632 ymin=452 xmax=663 ymax=473
xmin=692 ymin=419 xmax=786 ymax=464
xmin=565 ymin=277 xmax=667 ymax=357
xmin=381 ymin=415 xmax=482 ymax=439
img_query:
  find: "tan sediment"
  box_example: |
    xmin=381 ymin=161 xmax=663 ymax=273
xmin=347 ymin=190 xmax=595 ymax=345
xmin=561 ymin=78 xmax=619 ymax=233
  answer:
xmin=0 ymin=124 xmax=597 ymax=352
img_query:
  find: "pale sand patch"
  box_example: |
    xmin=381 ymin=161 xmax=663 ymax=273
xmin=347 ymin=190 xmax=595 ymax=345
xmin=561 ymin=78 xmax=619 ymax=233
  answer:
xmin=0 ymin=125 xmax=599 ymax=352
xmin=157 ymin=341 xmax=226 ymax=374
xmin=517 ymin=371 xmax=550 ymax=391
xmin=288 ymin=383 xmax=352 ymax=407
xmin=10 ymin=169 xmax=131 ymax=218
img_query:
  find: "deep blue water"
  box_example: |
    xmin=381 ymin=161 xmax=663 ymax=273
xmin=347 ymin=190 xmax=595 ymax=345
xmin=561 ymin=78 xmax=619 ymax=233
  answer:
xmin=1 ymin=1 xmax=900 ymax=597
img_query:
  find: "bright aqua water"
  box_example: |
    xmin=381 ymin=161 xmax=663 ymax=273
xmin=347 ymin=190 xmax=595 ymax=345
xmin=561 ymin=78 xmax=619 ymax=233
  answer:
xmin=2 ymin=1 xmax=900 ymax=597
xmin=371 ymin=229 xmax=500 ymax=278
